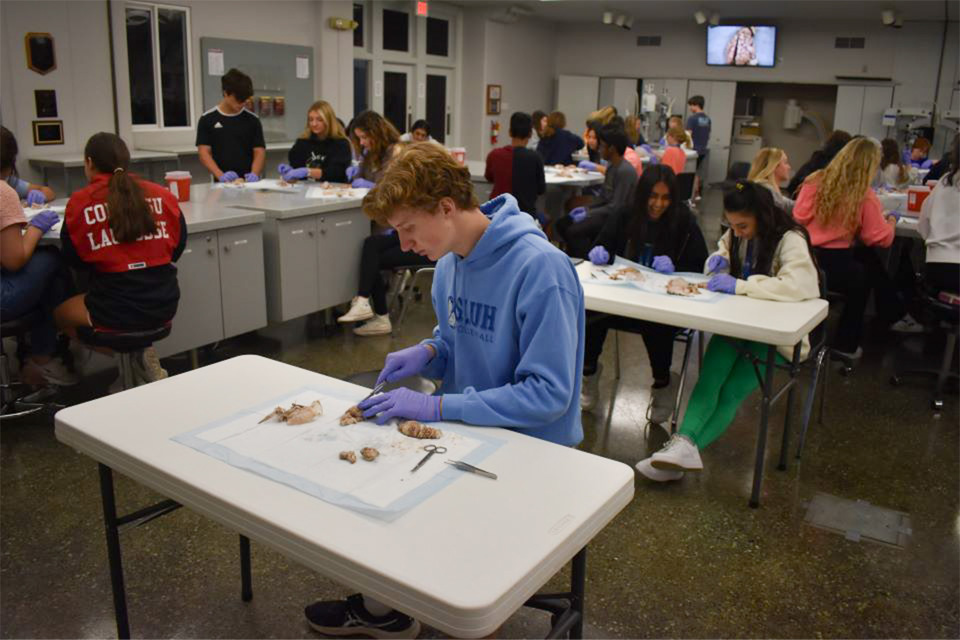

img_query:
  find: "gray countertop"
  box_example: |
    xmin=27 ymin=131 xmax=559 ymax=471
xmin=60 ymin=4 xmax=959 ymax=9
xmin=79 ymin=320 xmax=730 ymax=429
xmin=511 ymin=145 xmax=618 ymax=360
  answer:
xmin=189 ymin=183 xmax=366 ymax=220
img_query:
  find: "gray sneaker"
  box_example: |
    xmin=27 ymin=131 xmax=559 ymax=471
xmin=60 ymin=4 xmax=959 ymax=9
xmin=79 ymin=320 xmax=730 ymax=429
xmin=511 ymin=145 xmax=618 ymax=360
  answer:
xmin=580 ymin=363 xmax=602 ymax=411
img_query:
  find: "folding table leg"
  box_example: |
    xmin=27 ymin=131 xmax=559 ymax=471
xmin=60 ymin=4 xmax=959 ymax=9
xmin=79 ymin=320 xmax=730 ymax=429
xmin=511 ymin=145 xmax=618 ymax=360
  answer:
xmin=670 ymin=331 xmax=695 ymax=435
xmin=749 ymin=346 xmax=778 ymax=508
xmin=570 ymin=547 xmax=586 ymax=639
xmin=777 ymin=343 xmax=803 ymax=471
xmin=240 ymin=535 xmax=253 ymax=601
xmin=98 ymin=464 xmax=131 ymax=639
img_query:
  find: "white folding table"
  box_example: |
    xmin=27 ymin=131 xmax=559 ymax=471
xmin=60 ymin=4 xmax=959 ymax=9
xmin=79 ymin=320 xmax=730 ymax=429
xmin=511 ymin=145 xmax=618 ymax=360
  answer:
xmin=55 ymin=355 xmax=634 ymax=639
xmin=577 ymin=263 xmax=828 ymax=507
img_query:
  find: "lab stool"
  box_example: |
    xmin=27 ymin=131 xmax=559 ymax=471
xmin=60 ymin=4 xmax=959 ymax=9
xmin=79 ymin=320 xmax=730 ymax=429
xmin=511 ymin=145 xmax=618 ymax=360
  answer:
xmin=77 ymin=324 xmax=171 ymax=392
xmin=344 ymin=370 xmax=438 ymax=396
xmin=890 ymin=292 xmax=959 ymax=411
xmin=0 ymin=308 xmax=64 ymax=421
xmin=387 ymin=266 xmax=436 ymax=335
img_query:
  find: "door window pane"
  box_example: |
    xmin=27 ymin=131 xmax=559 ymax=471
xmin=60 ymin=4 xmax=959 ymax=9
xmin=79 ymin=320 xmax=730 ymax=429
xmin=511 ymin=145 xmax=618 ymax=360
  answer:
xmin=426 ymin=17 xmax=449 ymax=57
xmin=353 ymin=60 xmax=369 ymax=117
xmin=158 ymin=8 xmax=188 ymax=127
xmin=353 ymin=4 xmax=364 ymax=47
xmin=126 ymin=7 xmax=156 ymax=125
xmin=383 ymin=71 xmax=407 ymax=133
xmin=426 ymin=74 xmax=446 ymax=144
xmin=382 ymin=9 xmax=409 ymax=52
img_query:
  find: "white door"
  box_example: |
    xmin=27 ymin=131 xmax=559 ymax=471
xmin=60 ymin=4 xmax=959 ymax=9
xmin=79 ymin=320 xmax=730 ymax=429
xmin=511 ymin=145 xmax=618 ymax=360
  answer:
xmin=834 ymin=85 xmax=865 ymax=135
xmin=424 ymin=67 xmax=453 ymax=145
xmin=861 ymin=86 xmax=893 ymax=140
xmin=381 ymin=63 xmax=413 ymax=134
xmin=707 ymin=81 xmax=737 ymax=183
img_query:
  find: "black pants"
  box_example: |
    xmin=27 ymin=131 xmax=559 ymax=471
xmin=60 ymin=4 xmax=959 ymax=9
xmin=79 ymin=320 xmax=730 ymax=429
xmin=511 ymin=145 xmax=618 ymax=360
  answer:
xmin=555 ymin=213 xmax=608 ymax=259
xmin=584 ymin=311 xmax=678 ymax=383
xmin=816 ymin=246 xmax=906 ymax=353
xmin=926 ymin=262 xmax=959 ymax=293
xmin=358 ymin=234 xmax=433 ymax=315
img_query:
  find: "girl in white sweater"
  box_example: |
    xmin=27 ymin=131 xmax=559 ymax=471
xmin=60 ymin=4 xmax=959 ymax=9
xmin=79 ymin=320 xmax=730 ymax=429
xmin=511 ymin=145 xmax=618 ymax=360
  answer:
xmin=918 ymin=134 xmax=959 ymax=293
xmin=636 ymin=180 xmax=820 ymax=481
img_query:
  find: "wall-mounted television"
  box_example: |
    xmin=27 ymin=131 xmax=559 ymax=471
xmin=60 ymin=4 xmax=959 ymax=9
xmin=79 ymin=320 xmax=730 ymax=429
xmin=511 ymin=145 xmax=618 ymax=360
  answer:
xmin=707 ymin=25 xmax=777 ymax=67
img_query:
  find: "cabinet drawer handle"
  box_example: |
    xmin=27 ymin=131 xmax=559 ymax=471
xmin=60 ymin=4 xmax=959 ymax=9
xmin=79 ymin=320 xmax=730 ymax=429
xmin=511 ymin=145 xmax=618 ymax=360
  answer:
xmin=223 ymin=245 xmax=231 ymax=253
xmin=207 ymin=248 xmax=214 ymax=256
xmin=320 ymin=229 xmax=327 ymax=235
xmin=308 ymin=230 xmax=314 ymax=237
xmin=206 ymin=236 xmax=213 ymax=243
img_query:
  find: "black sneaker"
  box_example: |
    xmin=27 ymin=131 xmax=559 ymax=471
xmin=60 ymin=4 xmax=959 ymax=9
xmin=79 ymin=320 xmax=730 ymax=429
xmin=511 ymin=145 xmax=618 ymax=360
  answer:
xmin=304 ymin=594 xmax=421 ymax=639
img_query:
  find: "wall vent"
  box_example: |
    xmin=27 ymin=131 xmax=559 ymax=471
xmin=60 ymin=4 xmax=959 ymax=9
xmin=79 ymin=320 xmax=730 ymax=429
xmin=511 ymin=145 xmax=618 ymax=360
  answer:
xmin=835 ymin=36 xmax=865 ymax=48
xmin=636 ymin=35 xmax=661 ymax=47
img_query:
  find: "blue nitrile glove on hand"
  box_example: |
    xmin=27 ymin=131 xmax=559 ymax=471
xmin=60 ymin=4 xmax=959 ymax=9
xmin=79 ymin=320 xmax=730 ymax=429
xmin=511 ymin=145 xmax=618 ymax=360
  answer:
xmin=569 ymin=206 xmax=587 ymax=223
xmin=376 ymin=344 xmax=434 ymax=387
xmin=25 ymin=190 xmax=46 ymax=206
xmin=588 ymin=245 xmax=610 ymax=265
xmin=244 ymin=172 xmax=260 ymax=183
xmin=277 ymin=163 xmax=292 ymax=176
xmin=707 ymin=273 xmax=738 ymax=294
xmin=578 ymin=160 xmax=598 ymax=171
xmin=885 ymin=210 xmax=901 ymax=223
xmin=352 ymin=178 xmax=375 ymax=189
xmin=28 ymin=210 xmax=59 ymax=233
xmin=358 ymin=388 xmax=441 ymax=425
xmin=652 ymin=255 xmax=675 ymax=274
xmin=346 ymin=165 xmax=360 ymax=181
xmin=706 ymin=255 xmax=729 ymax=275
xmin=219 ymin=171 xmax=240 ymax=183
xmin=283 ymin=167 xmax=310 ymax=181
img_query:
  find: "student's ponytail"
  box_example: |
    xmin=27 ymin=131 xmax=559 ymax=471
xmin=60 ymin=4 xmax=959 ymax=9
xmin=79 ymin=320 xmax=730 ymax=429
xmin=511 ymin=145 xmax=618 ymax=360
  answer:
xmin=84 ymin=133 xmax=155 ymax=243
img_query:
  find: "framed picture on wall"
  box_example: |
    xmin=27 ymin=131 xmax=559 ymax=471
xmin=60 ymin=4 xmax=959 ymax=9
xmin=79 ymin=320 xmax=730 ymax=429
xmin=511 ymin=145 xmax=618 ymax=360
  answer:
xmin=25 ymin=32 xmax=56 ymax=75
xmin=486 ymin=84 xmax=501 ymax=115
xmin=34 ymin=89 xmax=58 ymax=118
xmin=32 ymin=120 xmax=64 ymax=145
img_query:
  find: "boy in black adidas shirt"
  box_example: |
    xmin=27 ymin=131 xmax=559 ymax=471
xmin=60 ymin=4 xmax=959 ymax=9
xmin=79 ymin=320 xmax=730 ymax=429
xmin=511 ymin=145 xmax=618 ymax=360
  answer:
xmin=196 ymin=68 xmax=265 ymax=183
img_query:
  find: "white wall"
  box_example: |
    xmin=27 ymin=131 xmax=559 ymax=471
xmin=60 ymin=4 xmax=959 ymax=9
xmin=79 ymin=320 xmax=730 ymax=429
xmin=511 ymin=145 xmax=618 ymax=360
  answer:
xmin=0 ymin=0 xmax=114 ymax=183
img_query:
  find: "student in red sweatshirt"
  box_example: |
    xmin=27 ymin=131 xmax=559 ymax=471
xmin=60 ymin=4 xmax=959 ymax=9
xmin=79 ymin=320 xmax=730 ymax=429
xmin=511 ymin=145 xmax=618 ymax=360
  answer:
xmin=485 ymin=112 xmax=546 ymax=216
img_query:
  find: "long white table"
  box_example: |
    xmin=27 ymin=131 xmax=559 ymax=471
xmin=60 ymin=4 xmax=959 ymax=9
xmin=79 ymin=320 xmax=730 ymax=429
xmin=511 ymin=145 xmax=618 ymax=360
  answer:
xmin=577 ymin=262 xmax=828 ymax=507
xmin=55 ymin=355 xmax=634 ymax=638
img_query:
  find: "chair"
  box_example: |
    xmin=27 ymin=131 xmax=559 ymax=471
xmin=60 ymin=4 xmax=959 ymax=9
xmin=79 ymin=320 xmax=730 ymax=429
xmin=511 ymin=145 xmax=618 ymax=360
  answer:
xmin=890 ymin=290 xmax=959 ymax=411
xmin=76 ymin=324 xmax=171 ymax=392
xmin=388 ymin=266 xmax=436 ymax=335
xmin=0 ymin=309 xmax=64 ymax=420
xmin=794 ymin=269 xmax=834 ymax=460
xmin=676 ymin=173 xmax=696 ymax=205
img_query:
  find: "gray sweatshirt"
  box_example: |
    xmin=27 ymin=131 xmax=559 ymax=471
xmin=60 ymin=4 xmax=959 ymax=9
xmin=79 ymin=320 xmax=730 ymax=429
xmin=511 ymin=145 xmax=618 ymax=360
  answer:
xmin=587 ymin=158 xmax=637 ymax=219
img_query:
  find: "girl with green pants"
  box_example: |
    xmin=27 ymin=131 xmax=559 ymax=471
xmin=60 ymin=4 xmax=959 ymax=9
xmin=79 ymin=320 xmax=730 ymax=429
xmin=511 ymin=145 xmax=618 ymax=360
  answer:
xmin=636 ymin=180 xmax=820 ymax=482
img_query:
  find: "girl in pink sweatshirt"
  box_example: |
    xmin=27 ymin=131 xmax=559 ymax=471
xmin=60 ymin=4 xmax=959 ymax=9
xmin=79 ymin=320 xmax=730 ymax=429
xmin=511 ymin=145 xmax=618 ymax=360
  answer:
xmin=793 ymin=137 xmax=922 ymax=360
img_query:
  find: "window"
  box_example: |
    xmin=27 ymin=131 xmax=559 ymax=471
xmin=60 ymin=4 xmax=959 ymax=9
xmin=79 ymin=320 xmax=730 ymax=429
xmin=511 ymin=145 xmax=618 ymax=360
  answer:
xmin=353 ymin=3 xmax=364 ymax=48
xmin=425 ymin=17 xmax=449 ymax=56
xmin=382 ymin=8 xmax=409 ymax=52
xmin=125 ymin=3 xmax=192 ymax=129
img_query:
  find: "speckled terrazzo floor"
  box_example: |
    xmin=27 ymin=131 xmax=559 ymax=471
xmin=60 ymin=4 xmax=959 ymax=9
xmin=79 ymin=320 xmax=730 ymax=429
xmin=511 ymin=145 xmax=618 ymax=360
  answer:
xmin=2 ymin=188 xmax=957 ymax=639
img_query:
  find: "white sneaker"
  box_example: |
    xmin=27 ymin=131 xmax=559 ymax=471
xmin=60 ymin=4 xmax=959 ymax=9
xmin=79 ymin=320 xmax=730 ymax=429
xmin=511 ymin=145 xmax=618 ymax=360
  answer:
xmin=648 ymin=372 xmax=679 ymax=424
xmin=352 ymin=313 xmax=392 ymax=336
xmin=831 ymin=346 xmax=863 ymax=362
xmin=651 ymin=434 xmax=703 ymax=472
xmin=635 ymin=457 xmax=684 ymax=482
xmin=890 ymin=313 xmax=924 ymax=334
xmin=134 ymin=346 xmax=168 ymax=383
xmin=580 ymin=363 xmax=602 ymax=411
xmin=23 ymin=358 xmax=78 ymax=386
xmin=338 ymin=296 xmax=374 ymax=323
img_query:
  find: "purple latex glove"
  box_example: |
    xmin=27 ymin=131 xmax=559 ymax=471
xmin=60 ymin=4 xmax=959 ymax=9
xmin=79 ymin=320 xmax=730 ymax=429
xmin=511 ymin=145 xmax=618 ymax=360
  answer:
xmin=652 ymin=255 xmax=675 ymax=274
xmin=569 ymin=206 xmax=587 ymax=223
xmin=346 ymin=164 xmax=360 ymax=181
xmin=219 ymin=171 xmax=239 ymax=183
xmin=244 ymin=172 xmax=260 ymax=183
xmin=588 ymin=245 xmax=610 ymax=265
xmin=25 ymin=190 xmax=46 ymax=206
xmin=352 ymin=178 xmax=375 ymax=189
xmin=376 ymin=344 xmax=434 ymax=386
xmin=885 ymin=210 xmax=901 ymax=223
xmin=578 ymin=160 xmax=598 ymax=171
xmin=705 ymin=254 xmax=729 ymax=275
xmin=277 ymin=163 xmax=292 ymax=176
xmin=358 ymin=388 xmax=441 ymax=425
xmin=707 ymin=273 xmax=738 ymax=294
xmin=282 ymin=167 xmax=310 ymax=181
xmin=28 ymin=210 xmax=59 ymax=233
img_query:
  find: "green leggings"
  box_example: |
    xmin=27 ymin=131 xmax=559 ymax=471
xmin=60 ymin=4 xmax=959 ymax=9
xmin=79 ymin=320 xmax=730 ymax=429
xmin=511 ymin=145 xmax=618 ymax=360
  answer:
xmin=678 ymin=337 xmax=785 ymax=449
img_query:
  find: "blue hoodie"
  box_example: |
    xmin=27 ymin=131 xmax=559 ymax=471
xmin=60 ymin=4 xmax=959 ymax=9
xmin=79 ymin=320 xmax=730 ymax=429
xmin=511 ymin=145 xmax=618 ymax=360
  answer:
xmin=421 ymin=194 xmax=585 ymax=447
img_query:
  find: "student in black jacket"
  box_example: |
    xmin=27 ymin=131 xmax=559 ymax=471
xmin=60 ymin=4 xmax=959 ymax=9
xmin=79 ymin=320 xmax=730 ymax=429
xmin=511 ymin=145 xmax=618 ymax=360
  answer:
xmin=786 ymin=129 xmax=852 ymax=197
xmin=536 ymin=111 xmax=584 ymax=165
xmin=280 ymin=100 xmax=353 ymax=183
xmin=580 ymin=164 xmax=708 ymax=425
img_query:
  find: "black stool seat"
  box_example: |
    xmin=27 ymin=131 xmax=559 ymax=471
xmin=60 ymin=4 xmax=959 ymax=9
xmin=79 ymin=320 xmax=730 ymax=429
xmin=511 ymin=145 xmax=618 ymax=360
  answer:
xmin=77 ymin=325 xmax=171 ymax=353
xmin=0 ymin=308 xmax=45 ymax=336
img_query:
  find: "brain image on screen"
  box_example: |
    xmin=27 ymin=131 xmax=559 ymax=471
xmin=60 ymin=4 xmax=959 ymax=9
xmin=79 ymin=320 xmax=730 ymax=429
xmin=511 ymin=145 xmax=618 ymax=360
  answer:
xmin=707 ymin=26 xmax=776 ymax=67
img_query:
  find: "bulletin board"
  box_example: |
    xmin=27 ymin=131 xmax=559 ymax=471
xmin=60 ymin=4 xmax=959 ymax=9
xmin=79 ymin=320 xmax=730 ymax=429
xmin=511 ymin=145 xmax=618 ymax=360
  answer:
xmin=200 ymin=37 xmax=314 ymax=143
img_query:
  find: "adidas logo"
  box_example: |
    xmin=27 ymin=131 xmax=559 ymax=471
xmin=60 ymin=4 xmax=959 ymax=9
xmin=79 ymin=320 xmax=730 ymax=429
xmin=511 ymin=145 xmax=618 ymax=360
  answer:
xmin=214 ymin=122 xmax=224 ymax=129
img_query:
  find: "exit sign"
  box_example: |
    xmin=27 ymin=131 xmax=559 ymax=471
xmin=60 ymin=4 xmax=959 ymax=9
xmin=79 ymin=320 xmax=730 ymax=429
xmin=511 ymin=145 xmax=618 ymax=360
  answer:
xmin=416 ymin=1 xmax=428 ymax=16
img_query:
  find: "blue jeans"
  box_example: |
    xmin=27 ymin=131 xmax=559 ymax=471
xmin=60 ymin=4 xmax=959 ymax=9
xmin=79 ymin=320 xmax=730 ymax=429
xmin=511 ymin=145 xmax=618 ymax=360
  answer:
xmin=0 ymin=247 xmax=70 ymax=356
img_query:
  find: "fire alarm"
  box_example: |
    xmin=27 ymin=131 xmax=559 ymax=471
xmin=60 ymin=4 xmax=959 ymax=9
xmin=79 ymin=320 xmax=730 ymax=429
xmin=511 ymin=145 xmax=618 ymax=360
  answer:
xmin=328 ymin=17 xmax=359 ymax=30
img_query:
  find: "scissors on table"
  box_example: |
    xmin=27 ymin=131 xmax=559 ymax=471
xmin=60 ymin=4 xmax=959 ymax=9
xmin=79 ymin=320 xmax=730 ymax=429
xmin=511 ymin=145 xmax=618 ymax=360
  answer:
xmin=410 ymin=444 xmax=447 ymax=473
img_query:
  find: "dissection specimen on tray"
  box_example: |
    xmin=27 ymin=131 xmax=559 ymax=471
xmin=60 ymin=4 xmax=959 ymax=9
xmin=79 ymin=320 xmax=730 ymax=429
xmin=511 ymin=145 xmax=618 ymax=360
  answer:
xmin=607 ymin=266 xmax=645 ymax=282
xmin=339 ymin=405 xmax=364 ymax=426
xmin=360 ymin=447 xmax=380 ymax=461
xmin=339 ymin=450 xmax=357 ymax=464
xmin=666 ymin=277 xmax=706 ymax=296
xmin=398 ymin=420 xmax=443 ymax=439
xmin=259 ymin=400 xmax=324 ymax=425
